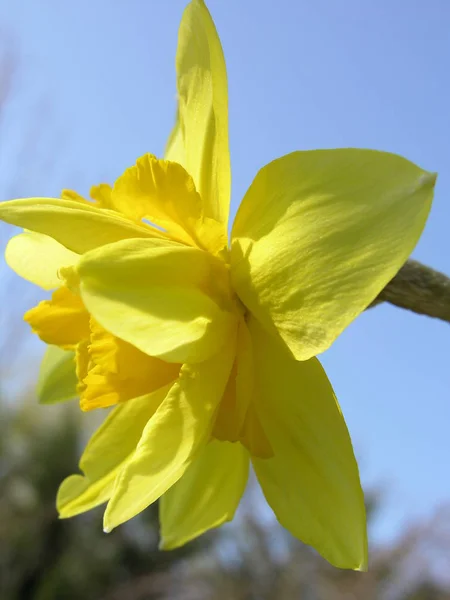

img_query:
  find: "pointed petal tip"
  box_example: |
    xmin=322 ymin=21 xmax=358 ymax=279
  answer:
xmin=417 ymin=170 xmax=438 ymax=190
xmin=103 ymin=514 xmax=114 ymax=533
xmin=158 ymin=538 xmax=173 ymax=552
xmin=158 ymin=535 xmax=190 ymax=551
xmin=103 ymin=506 xmax=119 ymax=534
xmin=356 ymin=560 xmax=369 ymax=573
xmin=351 ymin=535 xmax=369 ymax=572
xmin=353 ymin=552 xmax=369 ymax=572
xmin=328 ymin=546 xmax=368 ymax=571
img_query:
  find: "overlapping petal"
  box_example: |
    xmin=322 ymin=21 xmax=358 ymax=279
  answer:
xmin=37 ymin=345 xmax=78 ymax=405
xmin=232 ymin=149 xmax=436 ymax=361
xmin=89 ymin=183 xmax=114 ymax=209
xmin=103 ymin=329 xmax=237 ymax=531
xmin=212 ymin=316 xmax=272 ymax=458
xmin=112 ymin=154 xmax=226 ymax=254
xmin=160 ymin=440 xmax=249 ymax=549
xmin=248 ymin=317 xmax=367 ymax=570
xmin=5 ymin=232 xmax=79 ymax=290
xmin=166 ymin=0 xmax=231 ymax=228
xmin=113 ymin=154 xmax=202 ymax=234
xmin=58 ymin=385 xmax=170 ymax=518
xmin=25 ymin=286 xmax=90 ymax=349
xmin=213 ymin=318 xmax=253 ymax=444
xmin=0 ymin=197 xmax=165 ymax=254
xmin=80 ymin=319 xmax=180 ymax=411
xmin=77 ymin=237 xmax=237 ymax=363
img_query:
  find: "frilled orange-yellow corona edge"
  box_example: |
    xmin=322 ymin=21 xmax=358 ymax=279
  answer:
xmin=0 ymin=0 xmax=436 ymax=571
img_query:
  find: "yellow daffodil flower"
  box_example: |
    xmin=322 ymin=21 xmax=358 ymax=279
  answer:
xmin=0 ymin=0 xmax=436 ymax=571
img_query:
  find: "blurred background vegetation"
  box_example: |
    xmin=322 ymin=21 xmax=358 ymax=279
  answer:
xmin=1 ymin=399 xmax=450 ymax=599
xmin=1 ymin=32 xmax=449 ymax=600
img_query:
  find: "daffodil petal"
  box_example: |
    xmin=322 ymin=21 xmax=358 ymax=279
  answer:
xmin=78 ymin=237 xmax=236 ymax=363
xmin=231 ymin=150 xmax=436 ymax=361
xmin=57 ymin=385 xmax=170 ymax=518
xmin=25 ymin=287 xmax=90 ymax=349
xmin=160 ymin=440 xmax=249 ymax=549
xmin=37 ymin=345 xmax=78 ymax=404
xmin=167 ymin=0 xmax=231 ymax=227
xmin=165 ymin=120 xmax=185 ymax=164
xmin=90 ymin=183 xmax=113 ymax=209
xmin=103 ymin=330 xmax=236 ymax=531
xmin=248 ymin=318 xmax=367 ymax=570
xmin=213 ymin=317 xmax=252 ymax=443
xmin=112 ymin=154 xmax=201 ymax=242
xmin=80 ymin=319 xmax=180 ymax=411
xmin=61 ymin=189 xmax=89 ymax=204
xmin=112 ymin=154 xmax=227 ymax=255
xmin=0 ymin=197 xmax=163 ymax=254
xmin=5 ymin=232 xmax=79 ymax=290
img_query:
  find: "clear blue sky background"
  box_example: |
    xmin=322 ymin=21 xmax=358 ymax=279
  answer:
xmin=0 ymin=0 xmax=449 ymax=544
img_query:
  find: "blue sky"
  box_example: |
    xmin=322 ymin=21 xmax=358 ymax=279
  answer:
xmin=0 ymin=0 xmax=449 ymax=544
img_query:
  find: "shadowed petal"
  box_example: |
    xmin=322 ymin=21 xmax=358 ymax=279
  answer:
xmin=160 ymin=440 xmax=249 ymax=549
xmin=249 ymin=317 xmax=367 ymax=570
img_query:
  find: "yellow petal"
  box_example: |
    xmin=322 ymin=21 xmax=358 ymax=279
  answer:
xmin=5 ymin=232 xmax=79 ymax=290
xmin=166 ymin=0 xmax=231 ymax=228
xmin=75 ymin=339 xmax=90 ymax=395
xmin=57 ymin=385 xmax=169 ymax=518
xmin=113 ymin=155 xmax=195 ymax=227
xmin=103 ymin=329 xmax=237 ymax=532
xmin=213 ymin=317 xmax=252 ymax=442
xmin=90 ymin=183 xmax=113 ymax=209
xmin=165 ymin=120 xmax=185 ymax=164
xmin=0 ymin=197 xmax=165 ymax=254
xmin=112 ymin=153 xmax=225 ymax=254
xmin=212 ymin=317 xmax=272 ymax=458
xmin=249 ymin=317 xmax=367 ymax=570
xmin=61 ymin=189 xmax=90 ymax=204
xmin=78 ymin=237 xmax=236 ymax=363
xmin=80 ymin=319 xmax=180 ymax=411
xmin=37 ymin=345 xmax=78 ymax=404
xmin=160 ymin=440 xmax=249 ymax=549
xmin=24 ymin=286 xmax=90 ymax=349
xmin=239 ymin=402 xmax=273 ymax=460
xmin=231 ymin=150 xmax=436 ymax=361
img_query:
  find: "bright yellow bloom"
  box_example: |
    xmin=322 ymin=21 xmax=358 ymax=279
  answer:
xmin=0 ymin=0 xmax=436 ymax=571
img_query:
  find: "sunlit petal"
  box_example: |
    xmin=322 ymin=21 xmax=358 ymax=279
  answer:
xmin=5 ymin=232 xmax=79 ymax=290
xmin=80 ymin=319 xmax=180 ymax=411
xmin=25 ymin=287 xmax=90 ymax=349
xmin=112 ymin=154 xmax=226 ymax=254
xmin=78 ymin=237 xmax=237 ymax=363
xmin=57 ymin=385 xmax=170 ymax=518
xmin=0 ymin=197 xmax=165 ymax=253
xmin=103 ymin=329 xmax=237 ymax=531
xmin=232 ymin=149 xmax=435 ymax=360
xmin=166 ymin=0 xmax=231 ymax=227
